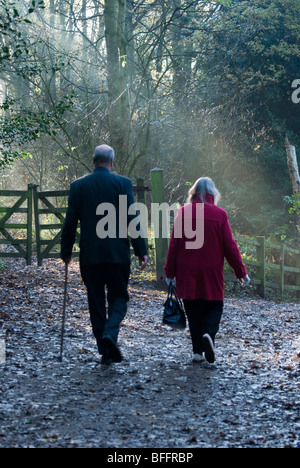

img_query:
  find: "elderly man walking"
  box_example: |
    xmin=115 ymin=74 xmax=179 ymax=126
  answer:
xmin=61 ymin=145 xmax=148 ymax=365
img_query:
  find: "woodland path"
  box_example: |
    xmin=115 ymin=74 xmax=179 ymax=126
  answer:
xmin=0 ymin=260 xmax=299 ymax=448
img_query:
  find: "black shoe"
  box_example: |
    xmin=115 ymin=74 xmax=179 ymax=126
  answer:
xmin=202 ymin=333 xmax=215 ymax=363
xmin=101 ymin=354 xmax=113 ymax=366
xmin=102 ymin=337 xmax=123 ymax=363
xmin=96 ymin=339 xmax=104 ymax=356
xmin=100 ymin=344 xmax=113 ymax=365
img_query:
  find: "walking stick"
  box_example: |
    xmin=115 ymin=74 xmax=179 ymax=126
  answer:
xmin=59 ymin=262 xmax=69 ymax=362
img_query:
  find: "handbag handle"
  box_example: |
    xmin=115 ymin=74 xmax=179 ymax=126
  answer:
xmin=169 ymin=284 xmax=184 ymax=310
xmin=167 ymin=283 xmax=173 ymax=298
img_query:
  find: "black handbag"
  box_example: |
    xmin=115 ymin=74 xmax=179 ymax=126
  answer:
xmin=163 ymin=284 xmax=186 ymax=329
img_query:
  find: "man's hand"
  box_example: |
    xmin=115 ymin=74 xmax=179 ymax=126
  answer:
xmin=139 ymin=256 xmax=148 ymax=270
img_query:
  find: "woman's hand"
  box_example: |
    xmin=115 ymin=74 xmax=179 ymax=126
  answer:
xmin=166 ymin=278 xmax=176 ymax=287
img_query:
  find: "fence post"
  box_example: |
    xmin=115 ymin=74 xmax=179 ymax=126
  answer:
xmin=32 ymin=185 xmax=42 ymax=266
xmin=280 ymin=243 xmax=285 ymax=296
xmin=256 ymin=236 xmax=266 ymax=298
xmin=150 ymin=168 xmax=169 ymax=286
xmin=296 ymin=251 xmax=300 ymax=298
xmin=26 ymin=184 xmax=33 ymax=266
xmin=136 ymin=178 xmax=146 ymax=204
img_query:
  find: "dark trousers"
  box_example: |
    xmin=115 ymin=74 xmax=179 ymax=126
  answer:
xmin=80 ymin=263 xmax=130 ymax=351
xmin=183 ymin=299 xmax=223 ymax=355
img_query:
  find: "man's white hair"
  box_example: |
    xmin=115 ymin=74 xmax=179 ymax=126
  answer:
xmin=93 ymin=144 xmax=115 ymax=164
xmin=188 ymin=177 xmax=221 ymax=204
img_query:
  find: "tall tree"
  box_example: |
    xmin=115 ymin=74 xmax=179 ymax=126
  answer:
xmin=104 ymin=0 xmax=130 ymax=173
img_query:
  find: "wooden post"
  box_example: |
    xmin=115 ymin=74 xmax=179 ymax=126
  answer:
xmin=296 ymin=251 xmax=300 ymax=298
xmin=33 ymin=185 xmax=42 ymax=266
xmin=27 ymin=184 xmax=33 ymax=266
xmin=136 ymin=178 xmax=148 ymax=249
xmin=280 ymin=243 xmax=285 ymax=296
xmin=256 ymin=236 xmax=266 ymax=298
xmin=136 ymin=178 xmax=146 ymax=204
xmin=150 ymin=168 xmax=169 ymax=286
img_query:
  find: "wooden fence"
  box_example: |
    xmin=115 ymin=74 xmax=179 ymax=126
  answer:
xmin=0 ymin=171 xmax=300 ymax=297
xmin=226 ymin=235 xmax=300 ymax=298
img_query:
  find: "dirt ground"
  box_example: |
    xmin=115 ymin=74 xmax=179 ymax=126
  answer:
xmin=0 ymin=260 xmax=299 ymax=448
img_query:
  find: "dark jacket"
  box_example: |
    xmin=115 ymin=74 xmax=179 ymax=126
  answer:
xmin=61 ymin=167 xmax=148 ymax=265
xmin=164 ymin=194 xmax=247 ymax=301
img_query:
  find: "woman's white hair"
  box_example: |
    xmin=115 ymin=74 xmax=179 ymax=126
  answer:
xmin=188 ymin=177 xmax=221 ymax=204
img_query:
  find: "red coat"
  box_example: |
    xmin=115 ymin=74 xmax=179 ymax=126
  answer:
xmin=164 ymin=195 xmax=247 ymax=301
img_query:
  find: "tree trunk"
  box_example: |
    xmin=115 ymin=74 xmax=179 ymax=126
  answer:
xmin=104 ymin=0 xmax=129 ymax=173
xmin=286 ymin=136 xmax=300 ymax=195
xmin=171 ymin=0 xmax=184 ymax=108
xmin=285 ymin=136 xmax=300 ymax=236
xmin=171 ymin=0 xmax=193 ymax=110
xmin=47 ymin=0 xmax=57 ymax=103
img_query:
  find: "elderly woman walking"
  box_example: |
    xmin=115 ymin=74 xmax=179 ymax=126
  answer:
xmin=164 ymin=177 xmax=250 ymax=364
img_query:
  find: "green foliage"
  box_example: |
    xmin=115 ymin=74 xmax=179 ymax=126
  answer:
xmin=0 ymin=1 xmax=45 ymax=69
xmin=283 ymin=194 xmax=300 ymax=239
xmin=285 ymin=194 xmax=300 ymax=218
xmin=0 ymin=93 xmax=75 ymax=168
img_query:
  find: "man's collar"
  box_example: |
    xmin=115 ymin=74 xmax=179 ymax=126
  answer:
xmin=93 ymin=166 xmax=110 ymax=173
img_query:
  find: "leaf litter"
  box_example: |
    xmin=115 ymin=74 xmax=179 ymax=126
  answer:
xmin=0 ymin=259 xmax=299 ymax=448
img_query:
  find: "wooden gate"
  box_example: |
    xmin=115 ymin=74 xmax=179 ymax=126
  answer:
xmin=0 ymin=185 xmax=33 ymax=265
xmin=33 ymin=187 xmax=80 ymax=266
xmin=33 ymin=179 xmax=150 ymax=266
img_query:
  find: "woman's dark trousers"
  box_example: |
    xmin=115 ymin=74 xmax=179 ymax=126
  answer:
xmin=183 ymin=299 xmax=223 ymax=355
xmin=80 ymin=263 xmax=130 ymax=353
